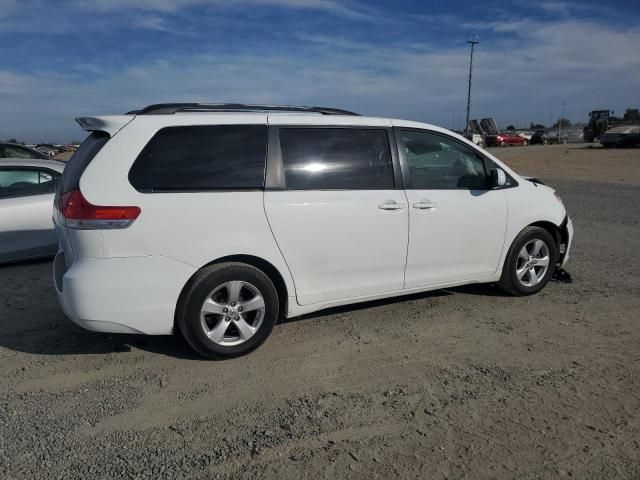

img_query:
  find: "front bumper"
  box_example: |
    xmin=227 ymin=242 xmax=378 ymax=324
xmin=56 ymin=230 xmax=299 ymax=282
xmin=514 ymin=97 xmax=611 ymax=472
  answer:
xmin=53 ymin=252 xmax=196 ymax=335
xmin=560 ymin=216 xmax=573 ymax=267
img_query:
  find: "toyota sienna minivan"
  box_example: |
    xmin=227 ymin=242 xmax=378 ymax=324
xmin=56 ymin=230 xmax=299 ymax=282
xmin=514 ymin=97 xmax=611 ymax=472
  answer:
xmin=53 ymin=103 xmax=573 ymax=359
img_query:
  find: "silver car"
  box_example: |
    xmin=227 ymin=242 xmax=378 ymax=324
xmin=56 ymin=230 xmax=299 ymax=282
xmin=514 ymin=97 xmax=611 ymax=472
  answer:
xmin=0 ymin=142 xmax=52 ymax=160
xmin=0 ymin=158 xmax=65 ymax=262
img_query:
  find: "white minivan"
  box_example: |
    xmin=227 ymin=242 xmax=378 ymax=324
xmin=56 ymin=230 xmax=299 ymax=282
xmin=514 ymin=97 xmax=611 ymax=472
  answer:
xmin=53 ymin=104 xmax=573 ymax=358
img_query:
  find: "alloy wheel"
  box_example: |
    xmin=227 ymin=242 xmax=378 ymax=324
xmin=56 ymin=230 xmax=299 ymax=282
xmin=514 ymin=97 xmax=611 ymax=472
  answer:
xmin=200 ymin=281 xmax=265 ymax=346
xmin=516 ymin=239 xmax=550 ymax=287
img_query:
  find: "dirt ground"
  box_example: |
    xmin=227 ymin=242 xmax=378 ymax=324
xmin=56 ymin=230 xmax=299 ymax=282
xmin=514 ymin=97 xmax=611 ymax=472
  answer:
xmin=488 ymin=143 xmax=640 ymax=187
xmin=1 ymin=144 xmax=639 ymax=479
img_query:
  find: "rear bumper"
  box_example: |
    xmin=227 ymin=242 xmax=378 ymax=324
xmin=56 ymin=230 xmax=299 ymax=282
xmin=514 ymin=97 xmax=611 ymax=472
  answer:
xmin=53 ymin=253 xmax=196 ymax=335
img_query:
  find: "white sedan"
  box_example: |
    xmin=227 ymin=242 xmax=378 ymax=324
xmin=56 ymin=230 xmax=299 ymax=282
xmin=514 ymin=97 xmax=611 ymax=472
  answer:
xmin=0 ymin=158 xmax=65 ymax=262
xmin=518 ymin=131 xmax=535 ymax=141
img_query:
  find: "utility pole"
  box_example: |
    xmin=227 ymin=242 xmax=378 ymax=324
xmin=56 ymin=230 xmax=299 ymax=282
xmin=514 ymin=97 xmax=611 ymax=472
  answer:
xmin=559 ymin=102 xmax=566 ymax=142
xmin=464 ymin=35 xmax=479 ymax=139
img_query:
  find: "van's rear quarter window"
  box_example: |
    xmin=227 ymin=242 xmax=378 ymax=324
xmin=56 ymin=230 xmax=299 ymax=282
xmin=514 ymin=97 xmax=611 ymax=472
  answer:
xmin=129 ymin=125 xmax=267 ymax=192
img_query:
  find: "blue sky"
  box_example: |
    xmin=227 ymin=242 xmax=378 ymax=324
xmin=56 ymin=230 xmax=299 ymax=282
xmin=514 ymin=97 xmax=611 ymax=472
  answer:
xmin=1 ymin=0 xmax=639 ymax=142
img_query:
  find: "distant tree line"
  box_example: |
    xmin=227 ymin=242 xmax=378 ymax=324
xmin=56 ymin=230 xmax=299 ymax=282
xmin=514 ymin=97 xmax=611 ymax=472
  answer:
xmin=622 ymin=108 xmax=640 ymax=122
xmin=525 ymin=108 xmax=640 ymax=131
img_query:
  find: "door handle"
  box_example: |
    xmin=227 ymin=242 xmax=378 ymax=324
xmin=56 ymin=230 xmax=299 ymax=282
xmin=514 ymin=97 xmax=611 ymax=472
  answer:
xmin=378 ymin=200 xmax=405 ymax=210
xmin=413 ymin=200 xmax=437 ymax=210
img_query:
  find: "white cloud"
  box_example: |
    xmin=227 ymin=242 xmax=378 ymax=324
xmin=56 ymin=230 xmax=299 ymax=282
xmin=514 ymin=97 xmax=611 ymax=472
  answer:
xmin=0 ymin=48 xmax=467 ymax=141
xmin=132 ymin=14 xmax=170 ymax=31
xmin=0 ymin=70 xmax=36 ymax=94
xmin=80 ymin=0 xmax=376 ymax=20
xmin=538 ymin=2 xmax=574 ymax=15
xmin=0 ymin=0 xmax=16 ymax=17
xmin=1 ymin=14 xmax=639 ymax=141
xmin=0 ymin=0 xmax=380 ymax=33
xmin=476 ymin=18 xmax=640 ymax=73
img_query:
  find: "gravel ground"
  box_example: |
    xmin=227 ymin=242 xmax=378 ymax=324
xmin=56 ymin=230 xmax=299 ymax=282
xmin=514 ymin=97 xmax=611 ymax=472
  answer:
xmin=1 ymin=145 xmax=639 ymax=479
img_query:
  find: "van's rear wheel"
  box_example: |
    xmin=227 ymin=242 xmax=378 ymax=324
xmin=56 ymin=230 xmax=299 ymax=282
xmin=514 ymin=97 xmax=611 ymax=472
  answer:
xmin=498 ymin=227 xmax=558 ymax=296
xmin=177 ymin=263 xmax=279 ymax=359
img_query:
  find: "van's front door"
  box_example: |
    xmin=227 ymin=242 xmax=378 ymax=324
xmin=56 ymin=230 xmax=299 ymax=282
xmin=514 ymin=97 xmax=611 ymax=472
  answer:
xmin=395 ymin=128 xmax=508 ymax=288
xmin=264 ymin=123 xmax=408 ymax=305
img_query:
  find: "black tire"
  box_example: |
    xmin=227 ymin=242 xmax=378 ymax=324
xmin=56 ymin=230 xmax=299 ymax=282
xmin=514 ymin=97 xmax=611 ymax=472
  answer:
xmin=498 ymin=226 xmax=558 ymax=296
xmin=176 ymin=262 xmax=279 ymax=359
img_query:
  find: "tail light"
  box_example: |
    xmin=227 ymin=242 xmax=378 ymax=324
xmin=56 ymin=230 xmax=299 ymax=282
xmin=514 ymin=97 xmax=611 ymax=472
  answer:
xmin=57 ymin=190 xmax=140 ymax=229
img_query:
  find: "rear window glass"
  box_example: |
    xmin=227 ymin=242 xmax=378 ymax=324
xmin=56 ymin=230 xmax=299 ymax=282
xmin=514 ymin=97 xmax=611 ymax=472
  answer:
xmin=129 ymin=125 xmax=267 ymax=192
xmin=61 ymin=132 xmax=109 ymax=193
xmin=279 ymin=128 xmax=394 ymax=190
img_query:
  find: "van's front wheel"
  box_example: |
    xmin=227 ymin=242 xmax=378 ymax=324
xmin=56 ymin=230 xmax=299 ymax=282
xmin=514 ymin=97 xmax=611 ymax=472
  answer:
xmin=498 ymin=227 xmax=558 ymax=296
xmin=177 ymin=263 xmax=279 ymax=359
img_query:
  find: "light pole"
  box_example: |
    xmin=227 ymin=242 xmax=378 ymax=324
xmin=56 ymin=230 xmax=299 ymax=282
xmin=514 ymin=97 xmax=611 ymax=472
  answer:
xmin=559 ymin=102 xmax=566 ymax=142
xmin=464 ymin=35 xmax=479 ymax=139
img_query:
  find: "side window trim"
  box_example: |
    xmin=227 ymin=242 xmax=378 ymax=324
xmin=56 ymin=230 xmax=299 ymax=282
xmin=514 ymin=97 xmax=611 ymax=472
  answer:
xmin=0 ymin=166 xmax=60 ymax=199
xmin=266 ymin=125 xmax=402 ymax=191
xmin=0 ymin=166 xmax=60 ymax=176
xmin=393 ymin=127 xmax=413 ymax=190
xmin=265 ymin=125 xmax=285 ymax=190
xmin=394 ymin=127 xmax=502 ymax=191
xmin=387 ymin=127 xmax=404 ymax=189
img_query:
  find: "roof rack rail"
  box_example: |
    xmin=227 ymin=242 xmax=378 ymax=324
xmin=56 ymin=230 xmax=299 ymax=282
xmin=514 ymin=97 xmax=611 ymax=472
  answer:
xmin=126 ymin=103 xmax=360 ymax=116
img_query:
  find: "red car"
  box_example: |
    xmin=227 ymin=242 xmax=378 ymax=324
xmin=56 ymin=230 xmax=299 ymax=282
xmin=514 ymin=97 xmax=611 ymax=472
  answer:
xmin=485 ymin=132 xmax=527 ymax=147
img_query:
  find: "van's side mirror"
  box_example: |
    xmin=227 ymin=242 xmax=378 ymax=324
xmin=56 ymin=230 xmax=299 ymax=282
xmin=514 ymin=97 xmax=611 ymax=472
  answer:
xmin=490 ymin=168 xmax=507 ymax=188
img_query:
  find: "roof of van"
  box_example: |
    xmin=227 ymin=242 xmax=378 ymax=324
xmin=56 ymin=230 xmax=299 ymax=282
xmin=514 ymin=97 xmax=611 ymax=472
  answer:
xmin=74 ymin=103 xmax=452 ymax=139
xmin=126 ymin=103 xmax=360 ymax=116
